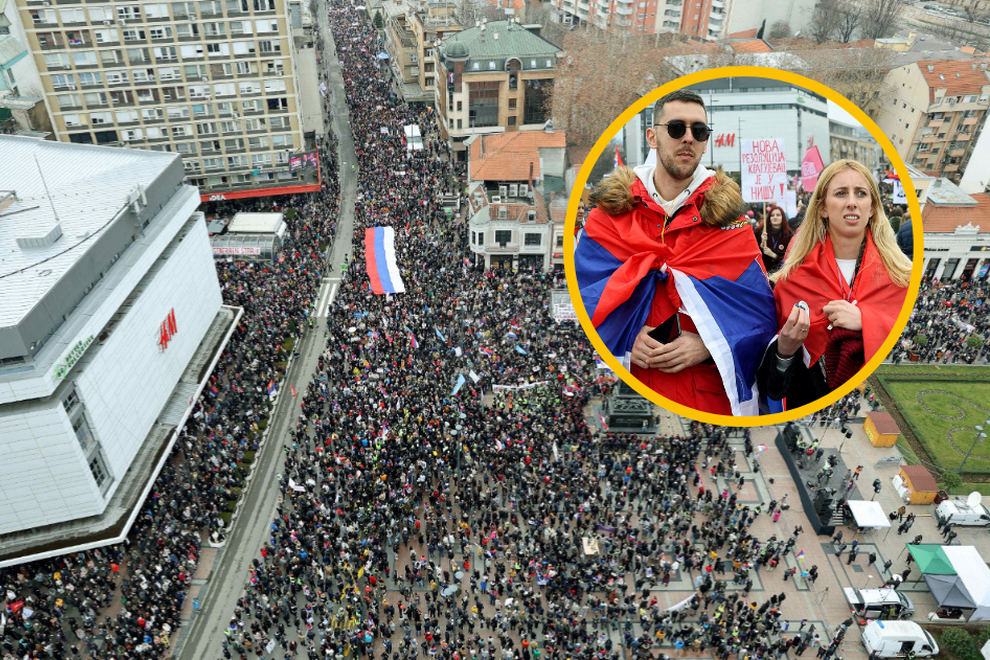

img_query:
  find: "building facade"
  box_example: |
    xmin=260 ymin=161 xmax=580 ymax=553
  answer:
xmin=0 ymin=137 xmax=238 ymax=565
xmin=920 ymin=178 xmax=990 ymax=280
xmin=873 ymin=60 xmax=990 ymax=185
xmin=14 ymin=0 xmax=308 ymax=197
xmin=436 ymin=19 xmax=560 ymax=155
xmin=465 ymin=129 xmax=567 ymax=270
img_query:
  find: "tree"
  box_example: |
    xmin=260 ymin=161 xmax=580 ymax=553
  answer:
xmin=548 ymin=30 xmax=681 ymax=146
xmin=913 ymin=333 xmax=929 ymax=346
xmin=963 ymin=3 xmax=990 ymax=24
xmin=756 ymin=19 xmax=766 ymax=40
xmin=374 ymin=10 xmax=383 ymax=29
xmin=966 ymin=333 xmax=984 ymax=349
xmin=836 ymin=2 xmax=860 ymax=42
xmin=798 ymin=44 xmax=898 ymax=114
xmin=809 ymin=0 xmax=841 ymax=43
xmin=768 ymin=20 xmax=793 ymax=39
xmin=859 ymin=0 xmax=903 ymax=39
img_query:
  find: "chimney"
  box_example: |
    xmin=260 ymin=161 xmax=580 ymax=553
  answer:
xmin=529 ymin=161 xmax=535 ymax=196
xmin=927 ymin=64 xmax=935 ymax=72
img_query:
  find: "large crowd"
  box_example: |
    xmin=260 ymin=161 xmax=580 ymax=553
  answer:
xmin=3 ymin=2 xmax=984 ymax=660
xmin=889 ymin=277 xmax=989 ymax=365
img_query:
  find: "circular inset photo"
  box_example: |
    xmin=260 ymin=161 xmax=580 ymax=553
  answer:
xmin=564 ymin=67 xmax=923 ymax=426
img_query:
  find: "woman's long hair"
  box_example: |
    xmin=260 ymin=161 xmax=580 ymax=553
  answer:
xmin=756 ymin=204 xmax=792 ymax=245
xmin=771 ymin=160 xmax=912 ymax=287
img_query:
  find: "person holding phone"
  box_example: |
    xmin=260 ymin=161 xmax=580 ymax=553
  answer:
xmin=574 ymin=89 xmax=777 ymax=416
xmin=759 ymin=159 xmax=912 ymax=410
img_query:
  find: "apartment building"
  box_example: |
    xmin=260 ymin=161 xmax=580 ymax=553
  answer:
xmin=874 ymin=60 xmax=990 ymax=184
xmin=15 ymin=0 xmax=309 ymax=198
xmin=436 ymin=19 xmax=561 ymax=156
xmin=551 ymin=0 xmax=814 ymax=39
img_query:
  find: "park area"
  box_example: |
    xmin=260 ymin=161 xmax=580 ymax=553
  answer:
xmin=873 ymin=365 xmax=990 ymax=493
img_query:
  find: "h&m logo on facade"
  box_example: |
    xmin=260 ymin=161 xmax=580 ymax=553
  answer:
xmin=713 ymin=133 xmax=736 ymax=148
xmin=159 ymin=308 xmax=177 ymax=352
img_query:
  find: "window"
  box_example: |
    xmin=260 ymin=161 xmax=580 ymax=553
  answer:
xmin=145 ymin=3 xmax=170 ymax=18
xmin=72 ymin=415 xmax=92 ymax=451
xmin=88 ymin=452 xmax=112 ymax=492
xmin=44 ymin=53 xmax=71 ymax=69
xmin=259 ymin=40 xmax=280 ymax=53
xmin=84 ymin=92 xmax=109 ymax=106
xmin=255 ymin=18 xmax=278 ymax=32
xmin=94 ymin=29 xmax=119 ymax=44
xmin=87 ymin=6 xmax=113 ymax=21
xmin=149 ymin=26 xmax=173 ymax=39
xmin=77 ymin=72 xmax=103 ymax=87
xmin=508 ymin=98 xmax=516 ymax=110
xmin=50 ymin=74 xmax=76 ymax=90
xmin=73 ymin=51 xmax=98 ymax=67
xmin=495 ymin=230 xmax=512 ymax=246
xmin=56 ymin=93 xmax=81 ymax=108
xmin=117 ymin=5 xmax=141 ymax=20
xmin=197 ymin=122 xmax=217 ymax=135
xmin=90 ymin=111 xmax=112 ymax=124
xmin=207 ymin=43 xmax=230 ymax=57
xmin=525 ymin=233 xmax=541 ymax=246
xmin=523 ymin=79 xmax=551 ymax=125
xmin=468 ymin=81 xmax=499 ymax=128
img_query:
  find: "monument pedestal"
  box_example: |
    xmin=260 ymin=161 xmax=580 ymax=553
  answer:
xmin=604 ymin=382 xmax=657 ymax=434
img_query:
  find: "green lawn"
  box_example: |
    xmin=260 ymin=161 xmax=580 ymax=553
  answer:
xmin=884 ymin=378 xmax=990 ymax=475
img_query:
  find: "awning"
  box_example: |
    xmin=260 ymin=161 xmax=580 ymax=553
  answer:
xmin=924 ymin=574 xmax=977 ymax=609
xmin=908 ymin=544 xmax=957 ymax=575
xmin=943 ymin=546 xmax=990 ymax=621
xmin=847 ymin=500 xmax=891 ymax=529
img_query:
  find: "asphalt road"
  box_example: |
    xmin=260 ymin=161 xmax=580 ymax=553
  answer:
xmin=174 ymin=5 xmax=358 ymax=657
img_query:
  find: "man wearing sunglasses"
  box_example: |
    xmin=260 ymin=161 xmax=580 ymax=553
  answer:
xmin=575 ymin=89 xmax=777 ymax=416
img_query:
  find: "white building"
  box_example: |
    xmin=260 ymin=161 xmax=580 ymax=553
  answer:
xmin=0 ymin=136 xmax=240 ymax=567
xmin=920 ymin=177 xmax=990 ymax=280
xmin=621 ymin=74 xmax=832 ymax=175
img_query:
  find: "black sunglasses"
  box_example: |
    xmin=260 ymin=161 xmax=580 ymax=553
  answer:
xmin=655 ymin=121 xmax=712 ymax=142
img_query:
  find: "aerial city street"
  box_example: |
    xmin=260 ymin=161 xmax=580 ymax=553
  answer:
xmin=2 ymin=0 xmax=990 ymax=659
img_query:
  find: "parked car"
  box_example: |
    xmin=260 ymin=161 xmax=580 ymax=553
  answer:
xmin=935 ymin=498 xmax=990 ymax=527
xmin=844 ymin=587 xmax=915 ymax=620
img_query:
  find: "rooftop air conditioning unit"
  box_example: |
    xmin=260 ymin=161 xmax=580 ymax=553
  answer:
xmin=491 ymin=195 xmax=501 ymax=203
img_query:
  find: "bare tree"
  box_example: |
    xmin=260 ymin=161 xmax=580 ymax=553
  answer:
xmin=962 ymin=2 xmax=990 ymax=24
xmin=859 ymin=0 xmax=903 ymax=39
xmin=809 ymin=0 xmax=841 ymax=43
xmin=797 ymin=44 xmax=899 ymax=114
xmin=836 ymin=2 xmax=860 ymax=42
xmin=548 ymin=29 xmax=681 ymax=146
xmin=768 ymin=20 xmax=794 ymax=39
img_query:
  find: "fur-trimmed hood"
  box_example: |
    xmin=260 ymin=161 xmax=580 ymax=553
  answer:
xmin=589 ymin=165 xmax=746 ymax=228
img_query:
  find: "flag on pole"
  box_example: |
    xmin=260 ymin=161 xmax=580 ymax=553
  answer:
xmin=479 ymin=347 xmax=494 ymax=357
xmin=614 ymin=145 xmax=624 ymax=168
xmin=469 ymin=370 xmax=481 ymax=383
xmin=796 ymin=551 xmax=806 ymax=562
xmin=267 ymin=380 xmax=276 ymax=397
xmin=452 ymin=373 xmax=467 ymax=395
xmin=799 ymin=146 xmax=825 ymax=193
xmin=515 ymin=345 xmax=528 ymax=355
xmin=598 ymin=413 xmax=609 ymax=431
xmin=364 ymin=227 xmax=406 ymax=294
xmin=404 ymin=325 xmax=419 ymax=348
xmin=435 ymin=327 xmax=447 ymax=342
xmin=290 ymin=385 xmax=297 ymax=397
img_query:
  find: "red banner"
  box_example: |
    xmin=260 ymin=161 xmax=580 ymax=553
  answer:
xmin=800 ymin=146 xmax=825 ymax=192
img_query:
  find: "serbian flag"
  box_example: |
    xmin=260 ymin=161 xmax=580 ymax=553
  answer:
xmin=799 ymin=146 xmax=824 ymax=193
xmin=882 ymin=171 xmax=907 ymax=204
xmin=598 ymin=413 xmax=609 ymax=431
xmin=364 ymin=227 xmax=405 ymax=294
xmin=575 ymin=177 xmax=777 ymax=416
xmin=614 ymin=145 xmax=624 ymax=168
xmin=479 ymin=347 xmax=494 ymax=357
xmin=267 ymin=380 xmax=276 ymax=396
xmin=773 ymin=232 xmax=906 ymax=381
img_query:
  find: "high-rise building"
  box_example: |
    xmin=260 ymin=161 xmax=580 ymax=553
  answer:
xmin=0 ymin=136 xmax=240 ymax=567
xmin=13 ymin=0 xmax=311 ymax=198
xmin=874 ymin=60 xmax=990 ymax=185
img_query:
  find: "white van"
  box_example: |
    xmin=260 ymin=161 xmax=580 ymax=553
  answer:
xmin=843 ymin=587 xmax=915 ymax=619
xmin=936 ymin=499 xmax=990 ymax=527
xmin=862 ymin=621 xmax=939 ymax=658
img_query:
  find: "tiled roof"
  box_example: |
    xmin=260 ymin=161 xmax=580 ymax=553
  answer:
xmin=922 ymin=192 xmax=990 ymax=233
xmin=868 ymin=410 xmax=900 ymax=435
xmin=469 ymin=130 xmax=566 ymax=182
xmin=916 ymin=60 xmax=990 ymax=102
xmin=730 ymin=40 xmax=772 ymax=53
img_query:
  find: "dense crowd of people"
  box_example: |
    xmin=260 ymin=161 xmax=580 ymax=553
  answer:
xmin=889 ymin=276 xmax=989 ymax=365
xmin=5 ymin=3 xmax=983 ymax=660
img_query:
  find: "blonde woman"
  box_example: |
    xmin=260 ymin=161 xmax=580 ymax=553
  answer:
xmin=759 ymin=159 xmax=913 ymax=410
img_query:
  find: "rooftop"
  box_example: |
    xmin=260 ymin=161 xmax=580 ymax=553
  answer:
xmin=729 ymin=40 xmax=772 ymax=54
xmin=922 ymin=191 xmax=989 ymax=234
xmin=440 ymin=20 xmax=560 ymax=61
xmin=916 ymin=60 xmax=990 ymax=102
xmin=0 ymin=136 xmax=180 ymax=329
xmin=469 ymin=130 xmax=567 ymax=182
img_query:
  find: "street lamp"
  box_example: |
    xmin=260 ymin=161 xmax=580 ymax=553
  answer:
xmin=958 ymin=419 xmax=990 ymax=474
xmin=865 ymin=574 xmax=874 ymax=589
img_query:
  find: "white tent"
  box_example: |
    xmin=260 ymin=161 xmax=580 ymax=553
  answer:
xmin=847 ymin=500 xmax=891 ymax=530
xmin=943 ymin=545 xmax=990 ymax=621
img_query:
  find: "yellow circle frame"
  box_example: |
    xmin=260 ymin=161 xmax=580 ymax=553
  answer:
xmin=563 ymin=66 xmax=925 ymax=427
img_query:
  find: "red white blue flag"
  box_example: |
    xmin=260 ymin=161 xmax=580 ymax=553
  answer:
xmin=364 ymin=227 xmax=405 ymax=294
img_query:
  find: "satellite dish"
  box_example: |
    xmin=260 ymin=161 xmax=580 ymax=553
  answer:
xmin=967 ymin=491 xmax=982 ymax=508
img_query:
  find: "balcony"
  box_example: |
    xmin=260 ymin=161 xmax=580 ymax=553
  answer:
xmin=950 ymin=148 xmax=966 ymax=156
xmin=944 ymin=164 xmax=959 ymax=172
xmin=963 ymin=116 xmax=980 ymax=125
xmin=485 ymin=244 xmax=519 ymax=252
xmin=956 ymin=133 xmax=972 ymax=141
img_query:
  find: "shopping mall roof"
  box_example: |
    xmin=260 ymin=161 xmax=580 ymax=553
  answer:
xmin=0 ymin=136 xmax=180 ymax=328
